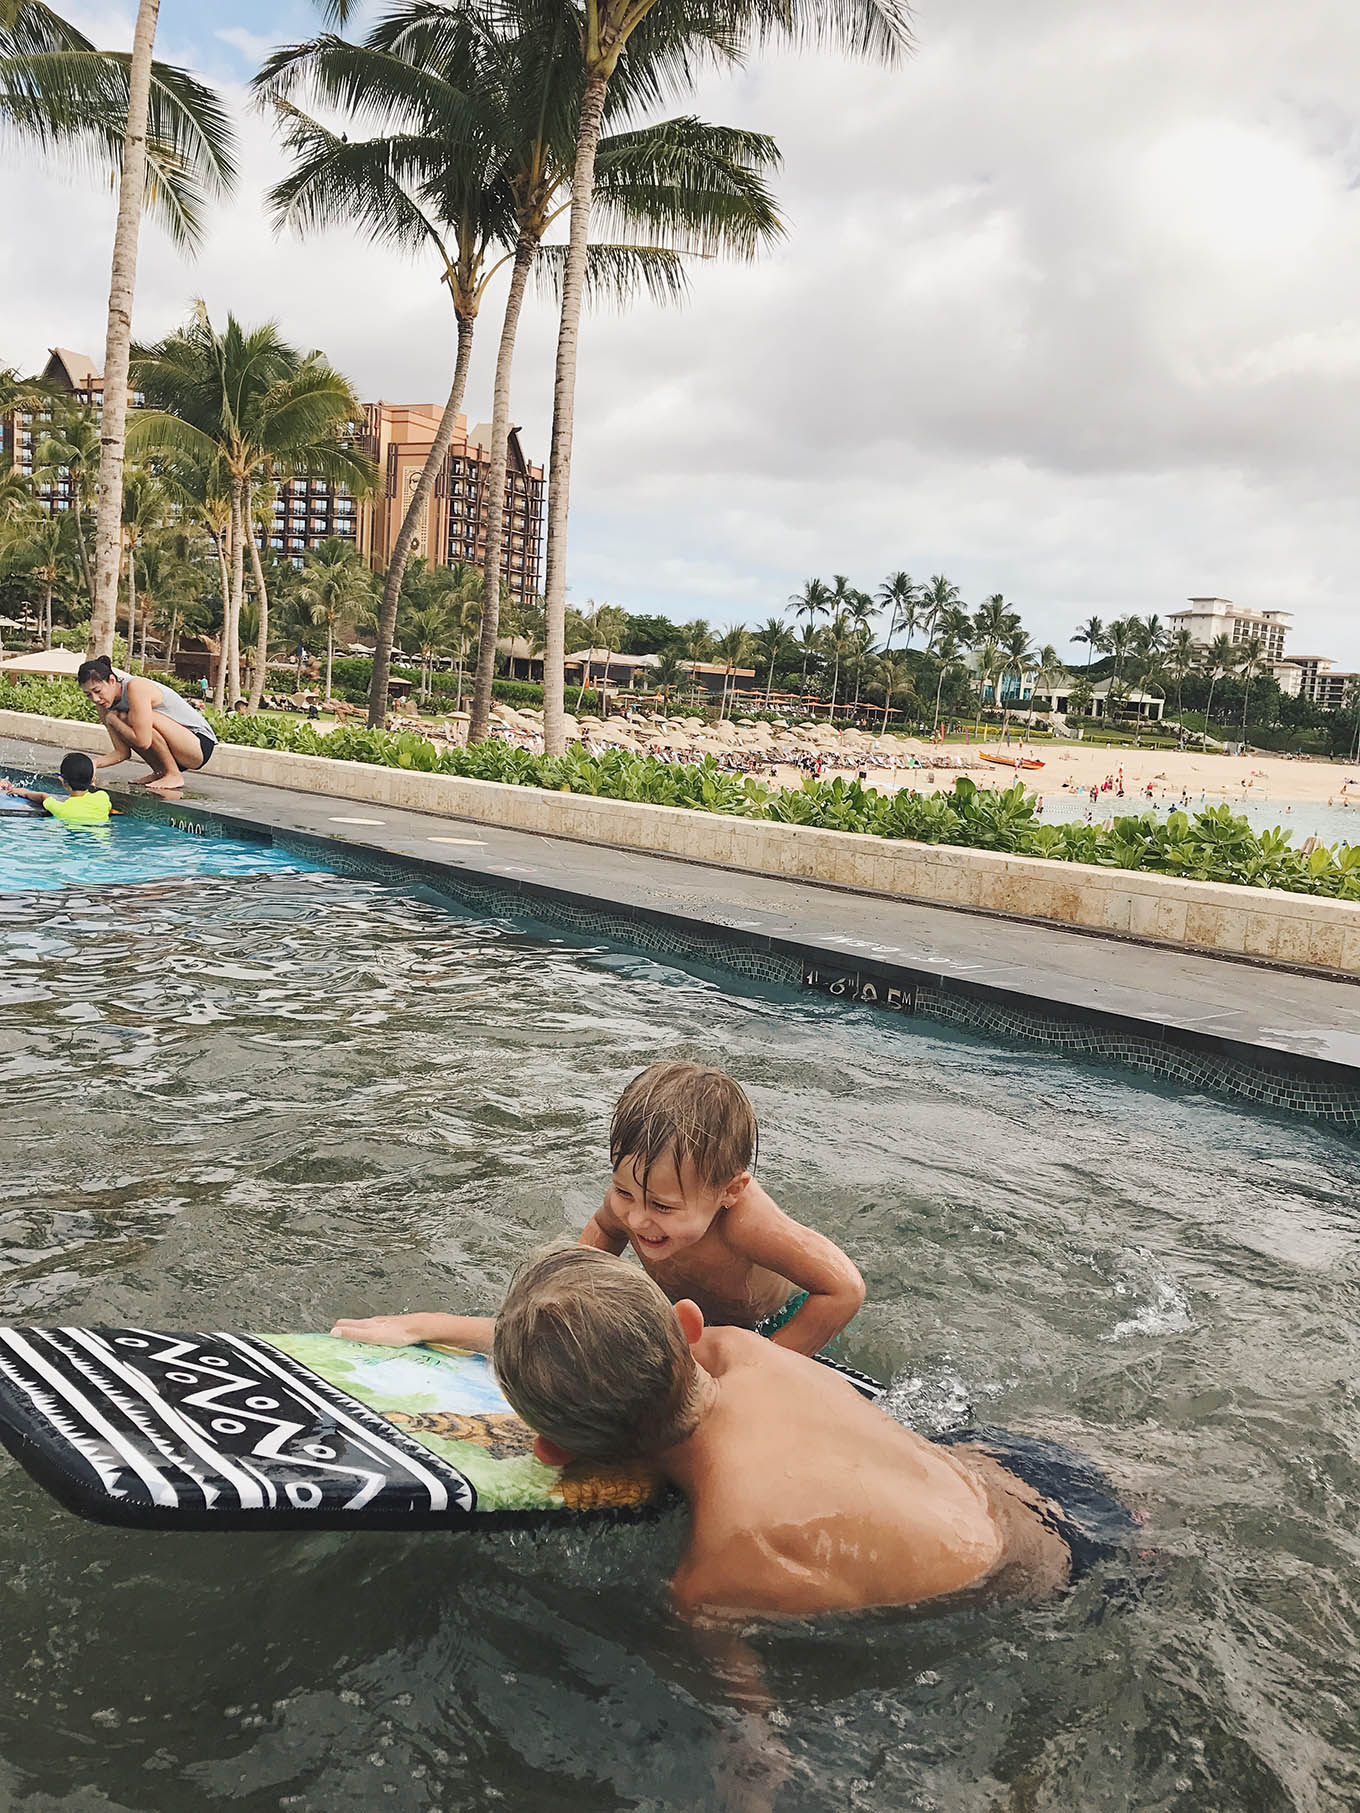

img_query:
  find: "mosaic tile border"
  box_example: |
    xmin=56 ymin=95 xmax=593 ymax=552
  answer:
xmin=142 ymin=800 xmax=1360 ymax=1138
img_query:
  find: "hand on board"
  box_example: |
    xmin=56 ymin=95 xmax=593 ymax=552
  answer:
xmin=330 ymin=1315 xmax=426 ymax=1347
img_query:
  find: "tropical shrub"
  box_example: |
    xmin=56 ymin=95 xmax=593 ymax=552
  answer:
xmin=4 ymin=682 xmax=1358 ymax=899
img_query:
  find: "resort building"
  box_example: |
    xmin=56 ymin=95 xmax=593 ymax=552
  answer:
xmin=356 ymin=402 xmax=544 ymax=604
xmin=1032 ymin=678 xmax=1166 ymax=722
xmin=1276 ymin=654 xmax=1358 ymax=711
xmin=1168 ymin=597 xmax=1292 ymax=663
xmin=1 ymin=352 xmax=544 ymax=602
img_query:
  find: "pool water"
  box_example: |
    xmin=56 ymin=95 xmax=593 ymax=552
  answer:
xmin=0 ymin=775 xmax=320 ymax=892
xmin=2 ymin=864 xmax=1359 ymax=1810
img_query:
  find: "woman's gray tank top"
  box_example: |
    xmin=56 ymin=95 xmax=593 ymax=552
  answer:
xmin=115 ymin=674 xmax=217 ymax=745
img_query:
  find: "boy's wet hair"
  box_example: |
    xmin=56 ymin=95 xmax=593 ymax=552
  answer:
xmin=59 ymin=752 xmax=94 ymax=791
xmin=76 ymin=655 xmax=114 ymax=687
xmin=494 ymin=1246 xmax=701 ymax=1460
xmin=610 ymin=1062 xmax=757 ymax=1193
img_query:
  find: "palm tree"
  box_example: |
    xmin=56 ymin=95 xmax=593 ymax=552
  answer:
xmin=713 ymin=623 xmax=749 ymax=718
xmin=1105 ymin=616 xmax=1135 ymax=689
xmin=1 ymin=3 xmax=237 ymax=658
xmin=119 ymin=466 xmax=168 ymax=667
xmin=1237 ymin=633 xmax=1266 ymax=747
xmin=34 ymin=402 xmax=100 ymax=609
xmin=789 ymin=578 xmax=830 ymax=691
xmin=872 ymin=650 xmax=913 ymax=732
xmin=930 ymin=630 xmax=962 ymax=732
xmin=1201 ymin=634 xmax=1237 ymax=740
xmin=822 ymin=606 xmax=853 ymax=715
xmin=130 ymin=306 xmax=374 ymax=707
xmin=1072 ymin=615 xmax=1105 ymax=673
xmin=972 ymin=593 xmax=1017 ymax=648
xmin=998 ymin=625 xmax=1035 ymax=734
xmin=4 ymin=510 xmax=76 ymax=646
xmin=512 ymin=0 xmax=912 ymax=754
xmin=972 ymin=639 xmax=1002 ymax=737
xmin=750 ymin=616 xmax=794 ymax=705
xmin=794 ymin=622 xmax=822 ymax=701
xmin=1025 ymin=643 xmax=1064 ymax=740
xmin=1166 ymin=627 xmax=1197 ymax=723
xmin=876 ymin=571 xmax=917 ymax=654
xmin=653 ymin=645 xmax=684 ymax=709
xmin=919 ymin=574 xmax=963 ymax=649
xmin=296 ymin=535 xmax=375 ymax=703
xmin=847 ymin=588 xmax=877 ymax=710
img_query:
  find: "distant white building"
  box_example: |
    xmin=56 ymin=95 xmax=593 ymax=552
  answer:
xmin=1032 ymin=678 xmax=1165 ymax=722
xmin=1276 ymin=654 xmax=1359 ymax=710
xmin=1168 ymin=597 xmax=1292 ymax=663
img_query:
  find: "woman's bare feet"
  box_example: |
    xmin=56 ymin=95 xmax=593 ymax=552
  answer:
xmin=143 ymin=771 xmax=186 ymax=794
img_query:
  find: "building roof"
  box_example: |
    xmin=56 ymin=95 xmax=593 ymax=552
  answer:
xmin=683 ymin=659 xmax=757 ymax=677
xmin=564 ymin=648 xmax=659 ymax=668
xmin=44 ymin=348 xmax=101 ymax=392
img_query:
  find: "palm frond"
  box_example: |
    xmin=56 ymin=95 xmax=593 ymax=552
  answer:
xmin=534 ymin=241 xmax=690 ymax=309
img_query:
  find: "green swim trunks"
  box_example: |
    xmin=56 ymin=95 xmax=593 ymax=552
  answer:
xmin=756 ymin=1290 xmax=809 ymax=1338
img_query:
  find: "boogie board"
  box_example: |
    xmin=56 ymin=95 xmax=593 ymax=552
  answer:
xmin=0 ymin=1328 xmax=883 ymax=1533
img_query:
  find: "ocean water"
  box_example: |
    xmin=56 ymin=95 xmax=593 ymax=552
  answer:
xmin=1 ymin=860 xmax=1358 ymax=1810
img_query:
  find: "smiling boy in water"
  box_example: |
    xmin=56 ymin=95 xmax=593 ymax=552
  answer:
xmin=333 ymin=1061 xmax=865 ymax=1358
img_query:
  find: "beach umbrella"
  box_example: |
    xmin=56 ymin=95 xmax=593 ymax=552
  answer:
xmin=0 ymin=647 xmax=86 ymax=677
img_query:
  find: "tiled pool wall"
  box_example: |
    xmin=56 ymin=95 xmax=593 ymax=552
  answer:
xmin=130 ymin=795 xmax=1360 ymax=1137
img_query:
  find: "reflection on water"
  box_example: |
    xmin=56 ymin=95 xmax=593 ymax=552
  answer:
xmin=2 ymin=871 xmax=1359 ymax=1811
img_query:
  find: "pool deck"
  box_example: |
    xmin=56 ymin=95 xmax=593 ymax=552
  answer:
xmin=4 ymin=730 xmax=1349 ymax=1096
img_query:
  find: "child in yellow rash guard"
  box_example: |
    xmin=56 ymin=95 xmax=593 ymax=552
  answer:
xmin=1 ymin=751 xmax=112 ymax=824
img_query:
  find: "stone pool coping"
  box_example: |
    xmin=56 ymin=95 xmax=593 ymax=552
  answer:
xmin=4 ymin=728 xmax=1355 ymax=1133
xmin=3 ymin=707 xmax=1357 ymax=977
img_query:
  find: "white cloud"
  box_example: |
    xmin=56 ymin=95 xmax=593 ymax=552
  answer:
xmin=2 ymin=0 xmax=1358 ymax=664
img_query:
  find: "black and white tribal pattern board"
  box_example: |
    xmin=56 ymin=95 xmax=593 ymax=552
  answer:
xmin=0 ymin=1328 xmax=476 ymax=1529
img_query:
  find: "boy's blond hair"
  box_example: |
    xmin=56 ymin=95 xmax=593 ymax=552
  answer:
xmin=493 ymin=1246 xmax=702 ymax=1460
xmin=610 ymin=1061 xmax=757 ymax=1192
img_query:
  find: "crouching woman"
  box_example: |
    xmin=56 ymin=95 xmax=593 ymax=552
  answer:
xmin=78 ymin=656 xmax=218 ymax=795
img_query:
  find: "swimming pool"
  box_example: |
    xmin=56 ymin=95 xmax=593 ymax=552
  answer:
xmin=1 ymin=845 xmax=1358 ymax=1810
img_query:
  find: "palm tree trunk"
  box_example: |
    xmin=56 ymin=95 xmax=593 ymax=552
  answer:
xmin=1205 ymin=675 xmax=1218 ymax=739
xmin=368 ymin=312 xmax=477 ymax=728
xmin=245 ymin=482 xmax=271 ymax=710
xmin=73 ymin=494 xmax=97 ymax=615
xmin=211 ymin=530 xmax=230 ymax=709
xmin=227 ymin=474 xmax=245 ymax=705
xmin=42 ymin=583 xmax=53 ymax=649
xmin=167 ymin=608 xmax=179 ymax=668
xmin=469 ymin=234 xmax=537 ymax=745
xmin=125 ymin=543 xmax=137 ymax=668
xmin=88 ymin=0 xmax=160 ymax=658
xmin=764 ymin=654 xmax=776 ymax=707
xmin=542 ymin=69 xmax=610 ymax=756
xmin=933 ymin=666 xmax=946 ymax=731
xmin=1240 ymin=669 xmax=1251 ymax=746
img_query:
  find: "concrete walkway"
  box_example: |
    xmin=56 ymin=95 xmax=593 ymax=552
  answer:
xmin=5 ymin=733 xmax=1350 ymax=1085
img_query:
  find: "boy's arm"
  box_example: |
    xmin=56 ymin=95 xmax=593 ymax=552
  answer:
xmin=724 ymin=1180 xmax=865 ymax=1355
xmin=0 ymin=781 xmax=46 ymax=804
xmin=578 ymin=1198 xmax=629 ymax=1255
xmin=329 ymin=1312 xmax=496 ymax=1352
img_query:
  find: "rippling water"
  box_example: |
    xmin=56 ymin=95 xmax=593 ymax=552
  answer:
xmin=2 ymin=867 xmax=1358 ymax=1812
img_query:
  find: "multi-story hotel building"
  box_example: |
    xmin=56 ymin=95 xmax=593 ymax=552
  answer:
xmin=1280 ymin=655 xmax=1359 ymax=712
xmin=2 ymin=351 xmax=544 ymax=603
xmin=1168 ymin=597 xmax=1292 ymax=663
xmin=356 ymin=401 xmax=544 ymax=604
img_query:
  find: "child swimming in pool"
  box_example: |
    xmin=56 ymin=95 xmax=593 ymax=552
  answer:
xmin=494 ymin=1246 xmax=1131 ymax=1617
xmin=333 ymin=1060 xmax=865 ymax=1358
xmin=1 ymin=752 xmax=112 ymax=824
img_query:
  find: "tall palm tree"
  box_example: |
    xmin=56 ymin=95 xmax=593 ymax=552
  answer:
xmin=919 ymin=574 xmax=962 ymax=649
xmin=873 ymin=650 xmax=913 ymax=732
xmin=1201 ymin=633 xmax=1237 ymax=740
xmin=1237 ymin=633 xmax=1266 ymax=747
xmin=972 ymin=593 xmax=1017 ymax=648
xmin=130 ymin=306 xmax=374 ymax=707
xmin=1 ymin=2 xmax=237 ymax=657
xmin=34 ymin=402 xmax=100 ymax=610
xmin=794 ymin=622 xmax=822 ymax=701
xmin=846 ymin=588 xmax=877 ymax=710
xmin=822 ymin=605 xmax=853 ymax=715
xmin=296 ymin=535 xmax=375 ymax=703
xmin=653 ymin=645 xmax=684 ymax=708
xmin=788 ymin=578 xmax=830 ymax=691
xmin=1072 ymin=614 xmax=1105 ymax=673
xmin=119 ymin=466 xmax=168 ymax=667
xmin=972 ymin=638 xmax=1002 ymax=737
xmin=489 ymin=0 xmax=914 ymax=754
xmin=750 ymin=616 xmax=793 ymax=705
xmin=4 ymin=509 xmax=75 ymax=645
xmin=876 ymin=570 xmax=916 ymax=654
xmin=1105 ymin=616 xmax=1135 ymax=689
xmin=1025 ymin=643 xmax=1063 ymax=740
xmin=1166 ymin=626 xmax=1197 ymax=722
xmin=931 ymin=630 xmax=962 ymax=732
xmin=998 ymin=625 xmax=1035 ymax=734
xmin=713 ymin=622 xmax=749 ymax=718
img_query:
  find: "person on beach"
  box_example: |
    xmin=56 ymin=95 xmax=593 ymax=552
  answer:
xmin=0 ymin=751 xmax=111 ymax=824
xmin=77 ymin=655 xmax=217 ymax=795
xmin=334 ymin=1061 xmax=866 ymax=1359
xmin=493 ymin=1246 xmax=1133 ymax=1617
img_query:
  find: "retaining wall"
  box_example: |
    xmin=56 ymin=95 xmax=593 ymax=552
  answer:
xmin=4 ymin=707 xmax=1357 ymax=975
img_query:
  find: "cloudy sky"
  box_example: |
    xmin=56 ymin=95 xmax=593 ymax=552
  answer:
xmin=3 ymin=0 xmax=1358 ymax=664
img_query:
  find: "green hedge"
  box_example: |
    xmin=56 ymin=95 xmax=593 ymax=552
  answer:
xmin=5 ymin=678 xmax=1357 ymax=899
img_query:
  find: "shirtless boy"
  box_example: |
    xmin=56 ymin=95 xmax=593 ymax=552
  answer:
xmin=334 ymin=1062 xmax=865 ymax=1359
xmin=495 ymin=1247 xmax=1131 ymax=1617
